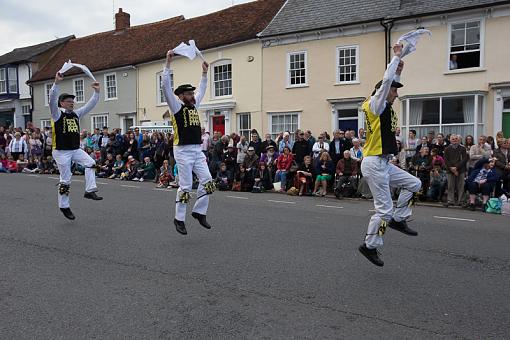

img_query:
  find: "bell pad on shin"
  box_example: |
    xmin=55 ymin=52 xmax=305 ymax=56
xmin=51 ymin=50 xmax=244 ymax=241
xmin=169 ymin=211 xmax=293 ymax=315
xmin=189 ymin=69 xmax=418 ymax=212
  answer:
xmin=58 ymin=183 xmax=70 ymax=196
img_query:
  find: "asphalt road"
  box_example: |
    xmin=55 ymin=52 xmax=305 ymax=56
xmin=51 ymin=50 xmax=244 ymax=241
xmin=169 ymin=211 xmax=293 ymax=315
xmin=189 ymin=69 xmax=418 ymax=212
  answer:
xmin=1 ymin=173 xmax=509 ymax=339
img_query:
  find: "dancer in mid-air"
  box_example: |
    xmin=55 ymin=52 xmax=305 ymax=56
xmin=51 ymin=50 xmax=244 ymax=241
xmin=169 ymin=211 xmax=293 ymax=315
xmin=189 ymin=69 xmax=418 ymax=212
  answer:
xmin=161 ymin=50 xmax=215 ymax=235
xmin=49 ymin=72 xmax=103 ymax=220
xmin=358 ymin=43 xmax=422 ymax=267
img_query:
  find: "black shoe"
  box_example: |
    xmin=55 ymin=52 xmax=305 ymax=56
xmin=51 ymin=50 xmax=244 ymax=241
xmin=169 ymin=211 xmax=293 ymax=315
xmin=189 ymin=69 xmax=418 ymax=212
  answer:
xmin=191 ymin=212 xmax=212 ymax=229
xmin=388 ymin=219 xmax=418 ymax=236
xmin=174 ymin=219 xmax=187 ymax=235
xmin=468 ymin=203 xmax=476 ymax=211
xmin=60 ymin=208 xmax=75 ymax=220
xmin=358 ymin=244 xmax=384 ymax=267
xmin=84 ymin=191 xmax=103 ymax=200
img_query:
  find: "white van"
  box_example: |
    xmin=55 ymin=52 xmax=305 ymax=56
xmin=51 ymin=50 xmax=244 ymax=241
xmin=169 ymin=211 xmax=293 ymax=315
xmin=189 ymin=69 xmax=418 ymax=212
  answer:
xmin=129 ymin=125 xmax=173 ymax=135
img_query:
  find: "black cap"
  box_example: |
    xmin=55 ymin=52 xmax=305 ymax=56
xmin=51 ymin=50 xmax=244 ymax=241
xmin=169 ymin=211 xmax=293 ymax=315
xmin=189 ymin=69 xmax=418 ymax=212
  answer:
xmin=174 ymin=84 xmax=196 ymax=96
xmin=374 ymin=79 xmax=403 ymax=90
xmin=58 ymin=93 xmax=75 ymax=107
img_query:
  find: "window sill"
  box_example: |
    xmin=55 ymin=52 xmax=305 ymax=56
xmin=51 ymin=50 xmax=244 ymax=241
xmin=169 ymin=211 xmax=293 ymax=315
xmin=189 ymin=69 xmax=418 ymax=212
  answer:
xmin=334 ymin=81 xmax=360 ymax=86
xmin=104 ymin=97 xmax=118 ymax=101
xmin=210 ymin=95 xmax=233 ymax=101
xmin=286 ymin=84 xmax=309 ymax=89
xmin=444 ymin=68 xmax=486 ymax=75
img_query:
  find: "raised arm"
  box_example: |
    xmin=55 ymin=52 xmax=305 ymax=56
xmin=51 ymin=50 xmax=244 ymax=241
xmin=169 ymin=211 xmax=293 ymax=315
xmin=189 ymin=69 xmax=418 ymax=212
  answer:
xmin=161 ymin=50 xmax=182 ymax=114
xmin=49 ymin=72 xmax=63 ymax=121
xmin=75 ymin=82 xmax=99 ymax=118
xmin=369 ymin=43 xmax=403 ymax=115
xmin=195 ymin=61 xmax=209 ymax=108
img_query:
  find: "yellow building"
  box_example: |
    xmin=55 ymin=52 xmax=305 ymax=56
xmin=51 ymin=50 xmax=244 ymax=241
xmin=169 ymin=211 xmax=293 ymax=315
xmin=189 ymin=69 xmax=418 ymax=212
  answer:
xmin=136 ymin=0 xmax=285 ymax=138
xmin=259 ymin=0 xmax=510 ymax=139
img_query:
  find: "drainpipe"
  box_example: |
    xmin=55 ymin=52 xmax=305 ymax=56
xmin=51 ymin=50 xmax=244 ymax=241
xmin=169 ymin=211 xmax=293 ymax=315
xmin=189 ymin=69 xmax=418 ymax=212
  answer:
xmin=380 ymin=20 xmax=394 ymax=66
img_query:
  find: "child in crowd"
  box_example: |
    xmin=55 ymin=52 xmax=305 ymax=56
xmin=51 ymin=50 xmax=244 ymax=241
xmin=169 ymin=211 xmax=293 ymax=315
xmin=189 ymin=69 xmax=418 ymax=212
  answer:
xmin=109 ymin=154 xmax=125 ymax=179
xmin=22 ymin=156 xmax=40 ymax=173
xmin=253 ymin=161 xmax=273 ymax=192
xmin=215 ymin=162 xmax=232 ymax=191
xmin=16 ymin=154 xmax=28 ymax=173
xmin=427 ymin=160 xmax=447 ymax=202
xmin=133 ymin=156 xmax=156 ymax=182
xmin=157 ymin=159 xmax=174 ymax=188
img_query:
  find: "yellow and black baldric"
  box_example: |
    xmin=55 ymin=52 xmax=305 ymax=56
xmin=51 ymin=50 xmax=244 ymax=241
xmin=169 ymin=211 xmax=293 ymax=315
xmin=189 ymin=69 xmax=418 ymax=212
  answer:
xmin=52 ymin=111 xmax=81 ymax=150
xmin=172 ymin=104 xmax=202 ymax=146
xmin=362 ymin=100 xmax=399 ymax=156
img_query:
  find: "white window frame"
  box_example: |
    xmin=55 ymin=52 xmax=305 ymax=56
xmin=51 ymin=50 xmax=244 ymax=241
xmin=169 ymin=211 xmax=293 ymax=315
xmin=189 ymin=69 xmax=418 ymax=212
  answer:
xmin=237 ymin=112 xmax=251 ymax=138
xmin=211 ymin=59 xmax=233 ymax=98
xmin=157 ymin=71 xmax=173 ymax=106
xmin=91 ymin=114 xmax=109 ymax=130
xmin=267 ymin=111 xmax=301 ymax=141
xmin=104 ymin=72 xmax=118 ymax=101
xmin=286 ymin=51 xmax=308 ymax=88
xmin=336 ymin=45 xmax=359 ymax=84
xmin=21 ymin=104 xmax=31 ymax=114
xmin=446 ymin=18 xmax=485 ymax=72
xmin=40 ymin=119 xmax=51 ymax=129
xmin=73 ymin=78 xmax=85 ymax=103
xmin=401 ymin=93 xmax=484 ymax=140
xmin=44 ymin=83 xmax=52 ymax=106
xmin=0 ymin=69 xmax=6 ymax=94
xmin=8 ymin=67 xmax=17 ymax=93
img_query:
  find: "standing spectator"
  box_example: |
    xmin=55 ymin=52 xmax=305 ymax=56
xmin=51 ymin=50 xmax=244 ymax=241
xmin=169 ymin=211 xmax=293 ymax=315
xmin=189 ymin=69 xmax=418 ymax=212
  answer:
xmin=278 ymin=132 xmax=293 ymax=154
xmin=260 ymin=133 xmax=277 ymax=153
xmin=432 ymin=133 xmax=447 ymax=157
xmin=395 ymin=140 xmax=407 ymax=169
xmin=329 ymin=130 xmax=345 ymax=166
xmin=304 ymin=130 xmax=316 ymax=148
xmin=201 ymin=127 xmax=210 ymax=157
xmin=395 ymin=127 xmax=402 ymax=142
xmin=8 ymin=132 xmax=27 ymax=160
xmin=464 ymin=135 xmax=475 ymax=152
xmin=358 ymin=128 xmax=366 ymax=146
xmin=222 ymin=141 xmax=237 ymax=174
xmin=468 ymin=135 xmax=491 ymax=173
xmin=236 ymin=135 xmax=249 ymax=167
xmin=444 ymin=134 xmax=468 ymax=207
xmin=274 ymin=146 xmax=294 ymax=192
xmin=405 ymin=129 xmax=418 ymax=164
xmin=292 ymin=130 xmax=311 ymax=166
xmin=248 ymin=132 xmax=262 ymax=156
xmin=0 ymin=126 xmax=6 ymax=152
xmin=312 ymin=134 xmax=329 ymax=160
xmin=28 ymin=132 xmax=43 ymax=161
xmin=124 ymin=131 xmax=139 ymax=160
xmin=493 ymin=138 xmax=510 ymax=194
xmin=449 ymin=54 xmax=458 ymax=70
xmin=466 ymin=158 xmax=500 ymax=211
xmin=415 ymin=136 xmax=432 ymax=155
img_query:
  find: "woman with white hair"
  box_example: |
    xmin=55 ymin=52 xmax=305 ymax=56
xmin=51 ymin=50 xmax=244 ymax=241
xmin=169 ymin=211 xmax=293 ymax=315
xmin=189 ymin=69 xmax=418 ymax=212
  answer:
xmin=8 ymin=132 xmax=27 ymax=160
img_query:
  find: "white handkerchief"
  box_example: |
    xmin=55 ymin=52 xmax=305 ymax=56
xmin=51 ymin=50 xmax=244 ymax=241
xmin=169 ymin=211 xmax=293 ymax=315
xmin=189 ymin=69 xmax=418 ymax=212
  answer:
xmin=58 ymin=60 xmax=96 ymax=81
xmin=397 ymin=29 xmax=432 ymax=58
xmin=173 ymin=40 xmax=205 ymax=61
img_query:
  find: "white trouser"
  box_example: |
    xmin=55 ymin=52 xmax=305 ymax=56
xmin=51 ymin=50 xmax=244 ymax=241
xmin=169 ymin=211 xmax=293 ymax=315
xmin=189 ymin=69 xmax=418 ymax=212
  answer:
xmin=53 ymin=149 xmax=97 ymax=208
xmin=173 ymin=144 xmax=213 ymax=222
xmin=361 ymin=155 xmax=421 ymax=249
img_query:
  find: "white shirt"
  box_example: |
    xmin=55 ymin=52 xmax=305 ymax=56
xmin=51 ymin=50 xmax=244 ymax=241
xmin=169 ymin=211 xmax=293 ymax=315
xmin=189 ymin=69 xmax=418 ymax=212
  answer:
xmin=161 ymin=67 xmax=207 ymax=114
xmin=49 ymin=84 xmax=99 ymax=122
xmin=9 ymin=138 xmax=27 ymax=155
xmin=312 ymin=141 xmax=329 ymax=158
xmin=370 ymin=56 xmax=401 ymax=116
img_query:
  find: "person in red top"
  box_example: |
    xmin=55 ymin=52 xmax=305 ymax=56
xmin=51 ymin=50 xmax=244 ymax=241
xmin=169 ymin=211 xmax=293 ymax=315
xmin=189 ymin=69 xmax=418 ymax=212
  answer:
xmin=274 ymin=146 xmax=294 ymax=192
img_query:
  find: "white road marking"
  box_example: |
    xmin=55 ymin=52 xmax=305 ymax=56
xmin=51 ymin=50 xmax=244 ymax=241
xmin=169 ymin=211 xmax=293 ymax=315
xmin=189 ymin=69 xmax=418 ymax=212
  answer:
xmin=316 ymin=204 xmax=344 ymax=209
xmin=48 ymin=176 xmax=59 ymax=180
xmin=369 ymin=209 xmax=376 ymax=212
xmin=121 ymin=185 xmax=140 ymax=188
xmin=154 ymin=188 xmax=173 ymax=192
xmin=96 ymin=181 xmax=108 ymax=185
xmin=268 ymin=200 xmax=295 ymax=204
xmin=226 ymin=196 xmax=249 ymax=200
xmin=73 ymin=179 xmax=85 ymax=182
xmin=27 ymin=174 xmax=40 ymax=177
xmin=433 ymin=216 xmax=476 ymax=222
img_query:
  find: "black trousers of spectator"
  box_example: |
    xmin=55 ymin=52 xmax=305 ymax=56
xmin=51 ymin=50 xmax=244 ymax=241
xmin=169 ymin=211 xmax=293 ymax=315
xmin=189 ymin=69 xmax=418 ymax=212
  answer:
xmin=467 ymin=181 xmax=495 ymax=196
xmin=336 ymin=175 xmax=358 ymax=197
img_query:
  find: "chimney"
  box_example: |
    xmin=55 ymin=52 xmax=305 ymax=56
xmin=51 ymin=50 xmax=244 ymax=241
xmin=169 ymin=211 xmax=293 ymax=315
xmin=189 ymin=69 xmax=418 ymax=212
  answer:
xmin=115 ymin=8 xmax=130 ymax=31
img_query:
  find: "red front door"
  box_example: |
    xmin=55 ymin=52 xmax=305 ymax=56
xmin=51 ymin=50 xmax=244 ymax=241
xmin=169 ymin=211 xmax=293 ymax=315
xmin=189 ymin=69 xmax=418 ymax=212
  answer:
xmin=212 ymin=115 xmax=225 ymax=136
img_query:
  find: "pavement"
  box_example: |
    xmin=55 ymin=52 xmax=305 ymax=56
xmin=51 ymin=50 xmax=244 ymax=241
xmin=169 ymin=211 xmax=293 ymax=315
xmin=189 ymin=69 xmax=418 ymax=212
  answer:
xmin=0 ymin=173 xmax=509 ymax=339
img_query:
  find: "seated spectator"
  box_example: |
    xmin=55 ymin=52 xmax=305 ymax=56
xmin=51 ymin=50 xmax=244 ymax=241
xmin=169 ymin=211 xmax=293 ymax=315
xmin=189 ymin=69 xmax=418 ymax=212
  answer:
xmin=157 ymin=159 xmax=174 ymax=188
xmin=222 ymin=141 xmax=237 ymax=174
xmin=242 ymin=146 xmax=259 ymax=180
xmin=97 ymin=153 xmax=114 ymax=178
xmin=16 ymin=154 xmax=28 ymax=173
xmin=274 ymin=146 xmax=294 ymax=192
xmin=9 ymin=132 xmax=27 ymax=160
xmin=335 ymin=150 xmax=359 ymax=198
xmin=466 ymin=158 xmax=500 ymax=211
xmin=39 ymin=156 xmax=52 ymax=174
xmin=6 ymin=155 xmax=17 ymax=173
xmin=296 ymin=155 xmax=315 ymax=196
xmin=253 ymin=161 xmax=273 ymax=192
xmin=415 ymin=136 xmax=432 ymax=155
xmin=312 ymin=134 xmax=329 ymax=160
xmin=120 ymin=156 xmax=139 ymax=180
xmin=313 ymin=151 xmax=334 ymax=196
xmin=430 ymin=148 xmax=445 ymax=169
xmin=215 ymin=162 xmax=233 ymax=191
xmin=260 ymin=145 xmax=278 ymax=182
xmin=234 ymin=164 xmax=254 ymax=192
xmin=22 ymin=156 xmax=40 ymax=174
xmin=133 ymin=156 xmax=156 ymax=182
xmin=0 ymin=154 xmax=9 ymax=173
xmin=109 ymin=154 xmax=125 ymax=179
xmin=409 ymin=146 xmax=432 ymax=194
xmin=427 ymin=160 xmax=447 ymax=202
xmin=349 ymin=138 xmax=363 ymax=162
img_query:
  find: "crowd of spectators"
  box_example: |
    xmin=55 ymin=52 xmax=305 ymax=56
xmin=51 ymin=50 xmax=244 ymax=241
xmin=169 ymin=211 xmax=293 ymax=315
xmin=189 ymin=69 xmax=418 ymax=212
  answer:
xmin=1 ymin=122 xmax=509 ymax=212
